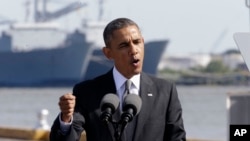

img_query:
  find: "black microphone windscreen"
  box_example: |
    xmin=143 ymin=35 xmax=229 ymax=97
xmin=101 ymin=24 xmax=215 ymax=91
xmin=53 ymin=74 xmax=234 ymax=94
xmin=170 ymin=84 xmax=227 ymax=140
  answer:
xmin=100 ymin=93 xmax=119 ymax=113
xmin=123 ymin=94 xmax=142 ymax=116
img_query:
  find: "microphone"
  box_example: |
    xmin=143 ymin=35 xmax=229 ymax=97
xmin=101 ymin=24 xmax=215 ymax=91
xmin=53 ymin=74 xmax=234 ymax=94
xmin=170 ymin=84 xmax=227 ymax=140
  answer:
xmin=100 ymin=93 xmax=120 ymax=124
xmin=121 ymin=94 xmax=142 ymax=124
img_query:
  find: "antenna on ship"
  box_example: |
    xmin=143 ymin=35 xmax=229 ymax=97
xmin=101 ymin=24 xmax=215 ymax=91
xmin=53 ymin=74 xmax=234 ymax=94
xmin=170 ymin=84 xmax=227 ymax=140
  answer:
xmin=98 ymin=0 xmax=105 ymax=21
xmin=24 ymin=0 xmax=31 ymax=22
xmin=246 ymin=0 xmax=250 ymax=31
xmin=33 ymin=0 xmax=87 ymax=22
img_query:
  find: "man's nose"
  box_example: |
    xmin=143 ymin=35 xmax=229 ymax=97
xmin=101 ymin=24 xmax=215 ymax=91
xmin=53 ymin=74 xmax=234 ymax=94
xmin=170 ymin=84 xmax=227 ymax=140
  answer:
xmin=129 ymin=44 xmax=138 ymax=55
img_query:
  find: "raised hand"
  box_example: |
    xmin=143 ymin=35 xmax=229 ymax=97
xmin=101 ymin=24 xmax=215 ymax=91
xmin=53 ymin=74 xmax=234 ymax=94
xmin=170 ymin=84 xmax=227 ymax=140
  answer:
xmin=58 ymin=93 xmax=76 ymax=123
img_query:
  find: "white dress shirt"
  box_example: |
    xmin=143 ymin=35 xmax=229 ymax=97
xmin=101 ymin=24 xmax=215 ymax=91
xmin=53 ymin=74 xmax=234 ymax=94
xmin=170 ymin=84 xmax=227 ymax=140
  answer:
xmin=112 ymin=66 xmax=140 ymax=109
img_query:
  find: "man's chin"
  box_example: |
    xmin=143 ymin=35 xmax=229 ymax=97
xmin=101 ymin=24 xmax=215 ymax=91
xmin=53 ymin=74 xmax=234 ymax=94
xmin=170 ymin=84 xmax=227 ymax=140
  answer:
xmin=133 ymin=68 xmax=142 ymax=74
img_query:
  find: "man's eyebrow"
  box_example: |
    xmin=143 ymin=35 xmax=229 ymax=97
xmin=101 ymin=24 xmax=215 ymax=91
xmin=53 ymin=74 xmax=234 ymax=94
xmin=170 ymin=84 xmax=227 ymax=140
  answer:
xmin=133 ymin=38 xmax=141 ymax=41
xmin=118 ymin=41 xmax=129 ymax=46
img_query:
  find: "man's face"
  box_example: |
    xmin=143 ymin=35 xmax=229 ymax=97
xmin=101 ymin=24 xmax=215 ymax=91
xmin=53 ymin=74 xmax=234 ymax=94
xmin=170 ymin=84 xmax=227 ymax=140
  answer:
xmin=103 ymin=25 xmax=144 ymax=79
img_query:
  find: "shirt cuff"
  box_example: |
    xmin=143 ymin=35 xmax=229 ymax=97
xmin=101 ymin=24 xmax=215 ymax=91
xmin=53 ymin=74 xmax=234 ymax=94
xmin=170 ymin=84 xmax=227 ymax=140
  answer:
xmin=59 ymin=113 xmax=73 ymax=134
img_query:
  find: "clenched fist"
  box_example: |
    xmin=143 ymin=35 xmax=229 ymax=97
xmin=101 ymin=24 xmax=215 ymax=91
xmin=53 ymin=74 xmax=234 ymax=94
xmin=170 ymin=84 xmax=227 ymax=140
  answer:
xmin=58 ymin=93 xmax=76 ymax=123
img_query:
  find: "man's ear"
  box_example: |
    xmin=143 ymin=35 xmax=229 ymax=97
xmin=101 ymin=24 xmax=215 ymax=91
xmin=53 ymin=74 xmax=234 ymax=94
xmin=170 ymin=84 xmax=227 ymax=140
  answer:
xmin=102 ymin=47 xmax=112 ymax=60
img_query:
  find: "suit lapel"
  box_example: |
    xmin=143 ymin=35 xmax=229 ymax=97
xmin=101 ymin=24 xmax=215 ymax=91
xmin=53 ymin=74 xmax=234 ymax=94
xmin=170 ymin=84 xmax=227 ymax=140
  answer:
xmin=133 ymin=73 xmax=155 ymax=141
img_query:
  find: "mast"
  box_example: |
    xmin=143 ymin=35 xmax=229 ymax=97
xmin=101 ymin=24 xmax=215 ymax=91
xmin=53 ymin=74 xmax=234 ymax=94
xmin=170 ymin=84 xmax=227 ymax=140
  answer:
xmin=34 ymin=0 xmax=86 ymax=22
xmin=98 ymin=0 xmax=105 ymax=21
xmin=246 ymin=0 xmax=250 ymax=31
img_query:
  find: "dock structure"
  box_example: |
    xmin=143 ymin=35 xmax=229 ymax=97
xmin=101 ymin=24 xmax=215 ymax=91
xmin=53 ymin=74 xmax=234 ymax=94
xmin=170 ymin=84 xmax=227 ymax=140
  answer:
xmin=0 ymin=127 xmax=221 ymax=141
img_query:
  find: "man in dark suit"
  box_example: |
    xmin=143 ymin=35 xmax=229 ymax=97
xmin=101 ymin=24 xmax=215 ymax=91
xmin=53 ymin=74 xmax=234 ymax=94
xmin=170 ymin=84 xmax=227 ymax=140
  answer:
xmin=50 ymin=18 xmax=186 ymax=141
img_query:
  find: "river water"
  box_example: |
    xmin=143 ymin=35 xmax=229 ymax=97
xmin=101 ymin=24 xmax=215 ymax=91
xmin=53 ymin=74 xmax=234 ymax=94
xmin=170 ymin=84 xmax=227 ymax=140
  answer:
xmin=1 ymin=85 xmax=249 ymax=141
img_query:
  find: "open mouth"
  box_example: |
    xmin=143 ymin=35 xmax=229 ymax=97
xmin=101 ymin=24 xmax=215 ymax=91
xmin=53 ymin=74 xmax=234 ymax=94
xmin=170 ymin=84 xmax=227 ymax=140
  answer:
xmin=132 ymin=58 xmax=140 ymax=66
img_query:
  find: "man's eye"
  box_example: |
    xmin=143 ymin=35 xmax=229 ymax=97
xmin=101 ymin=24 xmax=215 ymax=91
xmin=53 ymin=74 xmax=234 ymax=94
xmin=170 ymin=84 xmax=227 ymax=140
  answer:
xmin=119 ymin=44 xmax=128 ymax=48
xmin=134 ymin=40 xmax=141 ymax=44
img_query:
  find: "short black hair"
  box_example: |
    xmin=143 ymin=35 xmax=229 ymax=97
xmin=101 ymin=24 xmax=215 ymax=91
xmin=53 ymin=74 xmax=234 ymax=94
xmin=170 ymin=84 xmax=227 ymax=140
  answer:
xmin=103 ymin=18 xmax=140 ymax=46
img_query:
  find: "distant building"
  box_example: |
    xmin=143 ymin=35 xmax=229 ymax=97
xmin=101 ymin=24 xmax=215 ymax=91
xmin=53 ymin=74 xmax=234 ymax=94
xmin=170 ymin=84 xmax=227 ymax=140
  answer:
xmin=159 ymin=49 xmax=247 ymax=72
xmin=159 ymin=53 xmax=211 ymax=71
xmin=221 ymin=49 xmax=245 ymax=70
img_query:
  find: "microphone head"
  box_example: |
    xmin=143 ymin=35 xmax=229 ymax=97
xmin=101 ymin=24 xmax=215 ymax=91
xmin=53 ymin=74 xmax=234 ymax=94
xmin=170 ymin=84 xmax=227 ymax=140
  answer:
xmin=123 ymin=94 xmax=142 ymax=116
xmin=100 ymin=93 xmax=120 ymax=114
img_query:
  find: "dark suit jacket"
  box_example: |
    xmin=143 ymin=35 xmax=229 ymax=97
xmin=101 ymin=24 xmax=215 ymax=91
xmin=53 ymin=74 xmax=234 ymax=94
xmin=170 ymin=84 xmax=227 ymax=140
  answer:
xmin=50 ymin=70 xmax=186 ymax=141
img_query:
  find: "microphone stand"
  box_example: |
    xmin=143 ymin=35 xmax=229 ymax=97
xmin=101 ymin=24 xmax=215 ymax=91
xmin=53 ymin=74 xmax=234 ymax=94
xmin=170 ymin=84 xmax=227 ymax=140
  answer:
xmin=111 ymin=118 xmax=131 ymax=141
xmin=110 ymin=110 xmax=134 ymax=141
xmin=119 ymin=121 xmax=127 ymax=141
xmin=111 ymin=121 xmax=122 ymax=141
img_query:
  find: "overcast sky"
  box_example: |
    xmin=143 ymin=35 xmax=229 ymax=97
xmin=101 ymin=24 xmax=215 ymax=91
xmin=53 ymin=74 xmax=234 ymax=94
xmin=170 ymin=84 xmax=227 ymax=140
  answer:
xmin=0 ymin=0 xmax=249 ymax=54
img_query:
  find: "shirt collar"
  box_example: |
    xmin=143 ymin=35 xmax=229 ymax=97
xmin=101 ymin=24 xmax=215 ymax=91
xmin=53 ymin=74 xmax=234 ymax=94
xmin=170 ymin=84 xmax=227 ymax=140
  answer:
xmin=113 ymin=66 xmax=140 ymax=91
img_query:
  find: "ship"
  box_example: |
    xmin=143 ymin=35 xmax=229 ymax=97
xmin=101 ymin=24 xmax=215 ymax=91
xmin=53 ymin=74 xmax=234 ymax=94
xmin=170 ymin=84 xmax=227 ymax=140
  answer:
xmin=0 ymin=0 xmax=97 ymax=86
xmin=0 ymin=0 xmax=168 ymax=86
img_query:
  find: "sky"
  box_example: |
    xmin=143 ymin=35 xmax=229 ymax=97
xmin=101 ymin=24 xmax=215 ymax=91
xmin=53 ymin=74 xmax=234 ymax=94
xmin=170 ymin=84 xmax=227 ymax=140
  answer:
xmin=0 ymin=0 xmax=249 ymax=54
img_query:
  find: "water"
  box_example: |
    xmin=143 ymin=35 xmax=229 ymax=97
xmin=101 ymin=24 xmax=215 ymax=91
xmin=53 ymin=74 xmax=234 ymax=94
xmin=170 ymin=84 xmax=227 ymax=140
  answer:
xmin=0 ymin=85 xmax=250 ymax=141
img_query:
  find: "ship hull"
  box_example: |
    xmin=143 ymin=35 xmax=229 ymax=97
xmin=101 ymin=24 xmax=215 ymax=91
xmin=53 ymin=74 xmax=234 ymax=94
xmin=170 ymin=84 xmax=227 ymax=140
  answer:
xmin=0 ymin=43 xmax=92 ymax=86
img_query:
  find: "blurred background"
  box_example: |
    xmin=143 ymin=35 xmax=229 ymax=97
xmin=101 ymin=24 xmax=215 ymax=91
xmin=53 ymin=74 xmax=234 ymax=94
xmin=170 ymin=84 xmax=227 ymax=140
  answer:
xmin=1 ymin=0 xmax=249 ymax=53
xmin=1 ymin=0 xmax=250 ymax=141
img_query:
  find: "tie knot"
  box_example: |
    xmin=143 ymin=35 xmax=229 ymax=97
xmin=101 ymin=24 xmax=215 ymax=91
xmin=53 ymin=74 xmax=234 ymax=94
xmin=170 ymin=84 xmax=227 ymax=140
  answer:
xmin=125 ymin=79 xmax=132 ymax=94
